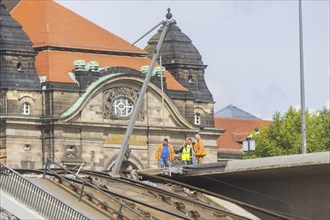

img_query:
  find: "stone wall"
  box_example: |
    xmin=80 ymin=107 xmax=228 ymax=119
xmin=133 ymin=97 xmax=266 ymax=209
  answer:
xmin=5 ymin=91 xmax=42 ymax=116
xmin=0 ymin=90 xmax=5 ymax=114
xmin=2 ymin=77 xmax=222 ymax=170
xmin=194 ymin=102 xmax=215 ymax=128
xmin=5 ymin=123 xmax=42 ymax=169
xmin=50 ymin=125 xmax=220 ymax=171
xmin=172 ymin=99 xmax=195 ymax=122
xmin=45 ymin=91 xmax=80 ymax=116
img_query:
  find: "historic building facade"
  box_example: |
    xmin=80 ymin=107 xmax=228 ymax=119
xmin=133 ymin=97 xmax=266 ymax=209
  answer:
xmin=0 ymin=0 xmax=222 ymax=171
xmin=215 ymin=105 xmax=271 ymax=159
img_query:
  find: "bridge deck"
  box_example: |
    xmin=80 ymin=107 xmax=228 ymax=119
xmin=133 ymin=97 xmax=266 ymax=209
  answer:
xmin=138 ymin=152 xmax=329 ymax=178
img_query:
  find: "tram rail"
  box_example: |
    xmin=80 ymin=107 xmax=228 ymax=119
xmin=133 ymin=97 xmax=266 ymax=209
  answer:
xmin=15 ymin=167 xmax=253 ymax=220
xmin=15 ymin=166 xmax=292 ymax=220
xmin=138 ymin=172 xmax=292 ymax=220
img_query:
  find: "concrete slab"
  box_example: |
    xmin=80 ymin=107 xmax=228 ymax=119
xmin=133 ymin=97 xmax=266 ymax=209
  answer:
xmin=224 ymin=151 xmax=330 ymax=173
xmin=181 ymin=151 xmax=330 ymax=177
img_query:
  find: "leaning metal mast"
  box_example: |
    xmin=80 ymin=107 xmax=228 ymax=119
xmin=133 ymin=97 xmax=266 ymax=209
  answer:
xmin=111 ymin=9 xmax=176 ymax=177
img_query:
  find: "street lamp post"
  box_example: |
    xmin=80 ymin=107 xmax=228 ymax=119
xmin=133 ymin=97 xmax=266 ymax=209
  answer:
xmin=243 ymin=137 xmax=255 ymax=159
xmin=298 ymin=0 xmax=307 ymax=154
xmin=247 ymin=137 xmax=251 ymax=159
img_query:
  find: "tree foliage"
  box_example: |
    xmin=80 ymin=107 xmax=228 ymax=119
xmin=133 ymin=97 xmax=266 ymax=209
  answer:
xmin=249 ymin=107 xmax=330 ymax=158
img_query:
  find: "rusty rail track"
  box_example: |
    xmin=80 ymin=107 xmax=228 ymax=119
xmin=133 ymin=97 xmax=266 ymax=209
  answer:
xmin=138 ymin=172 xmax=292 ymax=220
xmin=15 ymin=168 xmax=252 ymax=220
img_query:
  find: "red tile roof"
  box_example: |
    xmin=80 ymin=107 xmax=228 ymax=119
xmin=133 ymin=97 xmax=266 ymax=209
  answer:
xmin=11 ymin=0 xmax=187 ymax=91
xmin=11 ymin=0 xmax=146 ymax=54
xmin=214 ymin=118 xmax=272 ymax=155
xmin=35 ymin=50 xmax=187 ymax=91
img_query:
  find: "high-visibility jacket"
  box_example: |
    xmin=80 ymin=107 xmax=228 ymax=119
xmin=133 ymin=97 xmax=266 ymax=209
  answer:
xmin=156 ymin=144 xmax=174 ymax=161
xmin=194 ymin=139 xmax=206 ymax=157
xmin=181 ymin=145 xmax=191 ymax=161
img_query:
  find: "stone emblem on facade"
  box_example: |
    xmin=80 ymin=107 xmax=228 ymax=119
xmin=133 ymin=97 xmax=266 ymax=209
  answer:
xmin=64 ymin=145 xmax=81 ymax=160
xmin=104 ymin=87 xmax=144 ymax=120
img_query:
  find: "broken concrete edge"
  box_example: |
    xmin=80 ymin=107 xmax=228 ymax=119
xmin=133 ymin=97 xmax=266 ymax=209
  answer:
xmin=223 ymin=151 xmax=330 ymax=173
xmin=137 ymin=152 xmax=330 ymax=177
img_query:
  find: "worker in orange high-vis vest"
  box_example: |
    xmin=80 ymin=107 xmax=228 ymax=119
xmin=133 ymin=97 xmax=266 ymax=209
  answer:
xmin=193 ymin=134 xmax=206 ymax=164
xmin=156 ymin=138 xmax=174 ymax=168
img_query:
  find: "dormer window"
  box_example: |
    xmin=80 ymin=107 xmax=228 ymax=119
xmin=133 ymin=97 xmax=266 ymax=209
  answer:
xmin=17 ymin=63 xmax=22 ymax=72
xmin=194 ymin=113 xmax=201 ymax=125
xmin=188 ymin=75 xmax=193 ymax=84
xmin=22 ymin=102 xmax=30 ymax=115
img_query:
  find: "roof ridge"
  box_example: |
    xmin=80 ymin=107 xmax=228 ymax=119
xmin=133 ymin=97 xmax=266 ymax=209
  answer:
xmin=215 ymin=104 xmax=259 ymax=119
xmin=53 ymin=0 xmax=146 ymax=54
xmin=12 ymin=0 xmax=147 ymax=55
xmin=232 ymin=132 xmax=252 ymax=135
xmin=46 ymin=0 xmax=50 ymax=49
xmin=9 ymin=0 xmax=21 ymax=12
xmin=11 ymin=1 xmax=187 ymax=92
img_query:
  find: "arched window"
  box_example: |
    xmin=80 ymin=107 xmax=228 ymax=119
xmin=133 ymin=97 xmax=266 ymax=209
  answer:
xmin=113 ymin=97 xmax=134 ymax=117
xmin=22 ymin=102 xmax=30 ymax=115
xmin=194 ymin=113 xmax=201 ymax=125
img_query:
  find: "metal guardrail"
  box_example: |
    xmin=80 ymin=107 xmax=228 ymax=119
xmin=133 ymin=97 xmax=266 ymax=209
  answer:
xmin=0 ymin=162 xmax=89 ymax=220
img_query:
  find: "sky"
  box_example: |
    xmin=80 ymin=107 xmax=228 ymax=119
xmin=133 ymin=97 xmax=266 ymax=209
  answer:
xmin=56 ymin=0 xmax=329 ymax=120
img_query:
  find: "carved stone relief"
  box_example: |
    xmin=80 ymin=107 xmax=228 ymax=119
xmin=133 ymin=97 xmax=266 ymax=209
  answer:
xmin=64 ymin=145 xmax=81 ymax=160
xmin=103 ymin=87 xmax=144 ymax=121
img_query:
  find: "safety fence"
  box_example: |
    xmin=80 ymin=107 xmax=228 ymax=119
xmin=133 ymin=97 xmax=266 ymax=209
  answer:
xmin=0 ymin=162 xmax=89 ymax=220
